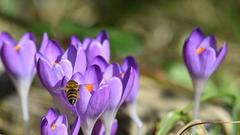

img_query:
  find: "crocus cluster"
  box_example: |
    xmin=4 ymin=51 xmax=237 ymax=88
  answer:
xmin=36 ymin=31 xmax=142 ymax=135
xmin=183 ymin=27 xmax=228 ymax=134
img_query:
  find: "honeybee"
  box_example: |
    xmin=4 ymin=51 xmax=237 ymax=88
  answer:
xmin=65 ymin=80 xmax=79 ymax=105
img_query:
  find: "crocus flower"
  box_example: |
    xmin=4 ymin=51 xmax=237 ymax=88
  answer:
xmin=183 ymin=27 xmax=227 ymax=134
xmin=41 ymin=108 xmax=80 ymax=135
xmin=92 ymin=119 xmax=118 ymax=135
xmin=100 ymin=63 xmax=136 ymax=135
xmin=66 ymin=65 xmax=110 ymax=135
xmin=0 ymin=32 xmax=36 ymax=122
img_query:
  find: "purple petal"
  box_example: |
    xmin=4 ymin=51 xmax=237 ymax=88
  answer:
xmin=87 ymin=40 xmax=110 ymax=63
xmin=1 ymin=43 xmax=23 ymax=77
xmin=58 ymin=59 xmax=73 ymax=79
xmin=18 ymin=32 xmax=35 ymax=45
xmin=85 ymin=65 xmax=102 ymax=85
xmin=70 ymin=116 xmax=81 ymax=135
xmin=0 ymin=32 xmax=16 ymax=46
xmin=85 ymin=85 xmax=110 ymax=118
xmin=92 ymin=119 xmax=118 ymax=135
xmin=82 ymin=37 xmax=92 ymax=50
xmin=71 ymin=35 xmax=81 ymax=48
xmin=52 ymin=124 xmax=68 ymax=135
xmin=76 ymin=87 xmax=91 ymax=116
xmin=39 ymin=33 xmax=64 ymax=63
xmin=125 ymin=69 xmax=139 ymax=103
xmin=90 ymin=56 xmax=109 ymax=72
xmin=74 ymin=47 xmax=87 ymax=74
xmin=44 ymin=108 xmax=58 ymax=124
xmin=103 ymin=64 xmax=121 ymax=81
xmin=18 ymin=40 xmax=37 ymax=75
xmin=96 ymin=30 xmax=108 ymax=43
xmin=119 ymin=67 xmax=135 ymax=105
xmin=187 ymin=27 xmax=205 ymax=48
xmin=198 ymin=48 xmax=216 ymax=78
xmin=183 ymin=39 xmax=201 ymax=77
xmin=198 ymin=36 xmax=217 ymax=51
xmin=212 ymin=43 xmax=228 ymax=74
xmin=122 ymin=56 xmax=139 ymax=72
xmin=107 ymin=77 xmax=123 ymax=109
xmin=71 ymin=72 xmax=85 ymax=84
xmin=37 ymin=58 xmax=60 ymax=89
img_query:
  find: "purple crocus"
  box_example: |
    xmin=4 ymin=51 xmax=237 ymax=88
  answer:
xmin=0 ymin=32 xmax=36 ymax=122
xmin=183 ymin=27 xmax=227 ymax=134
xmin=100 ymin=63 xmax=136 ymax=135
xmin=92 ymin=119 xmax=118 ymax=135
xmin=41 ymin=108 xmax=80 ymax=135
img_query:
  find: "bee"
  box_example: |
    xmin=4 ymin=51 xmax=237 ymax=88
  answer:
xmin=65 ymin=80 xmax=79 ymax=105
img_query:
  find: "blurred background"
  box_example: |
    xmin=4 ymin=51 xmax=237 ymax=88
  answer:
xmin=0 ymin=0 xmax=239 ymax=134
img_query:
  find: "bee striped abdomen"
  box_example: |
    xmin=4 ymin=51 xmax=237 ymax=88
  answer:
xmin=66 ymin=80 xmax=79 ymax=105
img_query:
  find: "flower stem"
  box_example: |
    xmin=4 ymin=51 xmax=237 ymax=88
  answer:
xmin=192 ymin=79 xmax=206 ymax=135
xmin=81 ymin=120 xmax=94 ymax=135
xmin=127 ymin=101 xmax=143 ymax=135
xmin=102 ymin=113 xmax=115 ymax=135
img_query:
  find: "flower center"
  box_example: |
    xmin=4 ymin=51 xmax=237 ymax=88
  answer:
xmin=51 ymin=123 xmax=57 ymax=132
xmin=196 ymin=47 xmax=206 ymax=55
xmin=86 ymin=84 xmax=94 ymax=92
xmin=120 ymin=72 xmax=125 ymax=78
xmin=53 ymin=61 xmax=59 ymax=65
xmin=15 ymin=44 xmax=21 ymax=52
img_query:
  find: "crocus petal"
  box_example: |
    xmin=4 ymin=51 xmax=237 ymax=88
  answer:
xmin=90 ymin=56 xmax=109 ymax=72
xmin=198 ymin=36 xmax=217 ymax=51
xmin=58 ymin=59 xmax=73 ymax=79
xmin=92 ymin=119 xmax=118 ymax=135
xmin=52 ymin=124 xmax=68 ymax=135
xmin=103 ymin=64 xmax=121 ymax=81
xmin=212 ymin=43 xmax=228 ymax=73
xmin=1 ymin=44 xmax=23 ymax=77
xmin=0 ymin=32 xmax=16 ymax=46
xmin=39 ymin=33 xmax=64 ymax=63
xmin=108 ymin=77 xmax=123 ymax=109
xmin=122 ymin=56 xmax=139 ymax=72
xmin=85 ymin=85 xmax=110 ymax=118
xmin=74 ymin=47 xmax=87 ymax=74
xmin=183 ymin=39 xmax=201 ymax=77
xmin=96 ymin=30 xmax=108 ymax=43
xmin=76 ymin=87 xmax=91 ymax=116
xmin=198 ymin=48 xmax=216 ymax=78
xmin=44 ymin=108 xmax=58 ymax=124
xmin=18 ymin=40 xmax=37 ymax=76
xmin=125 ymin=69 xmax=139 ymax=103
xmin=18 ymin=32 xmax=35 ymax=45
xmin=188 ymin=27 xmax=205 ymax=48
xmin=71 ymin=72 xmax=85 ymax=84
xmin=87 ymin=40 xmax=110 ymax=63
xmin=82 ymin=37 xmax=92 ymax=50
xmin=37 ymin=58 xmax=60 ymax=89
xmin=119 ymin=67 xmax=135 ymax=105
xmin=85 ymin=65 xmax=102 ymax=85
xmin=71 ymin=35 xmax=81 ymax=48
xmin=70 ymin=116 xmax=81 ymax=135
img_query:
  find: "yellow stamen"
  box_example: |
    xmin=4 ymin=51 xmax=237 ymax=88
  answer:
xmin=15 ymin=44 xmax=21 ymax=52
xmin=51 ymin=123 xmax=57 ymax=132
xmin=197 ymin=47 xmax=206 ymax=55
xmin=86 ymin=84 xmax=94 ymax=92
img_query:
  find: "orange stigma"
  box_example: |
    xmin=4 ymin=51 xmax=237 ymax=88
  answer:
xmin=51 ymin=123 xmax=57 ymax=131
xmin=15 ymin=44 xmax=21 ymax=52
xmin=86 ymin=84 xmax=94 ymax=92
xmin=197 ymin=47 xmax=206 ymax=55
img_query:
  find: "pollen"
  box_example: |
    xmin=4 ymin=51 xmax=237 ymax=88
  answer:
xmin=196 ymin=47 xmax=206 ymax=55
xmin=86 ymin=84 xmax=94 ymax=92
xmin=51 ymin=123 xmax=57 ymax=132
xmin=15 ymin=44 xmax=21 ymax=52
